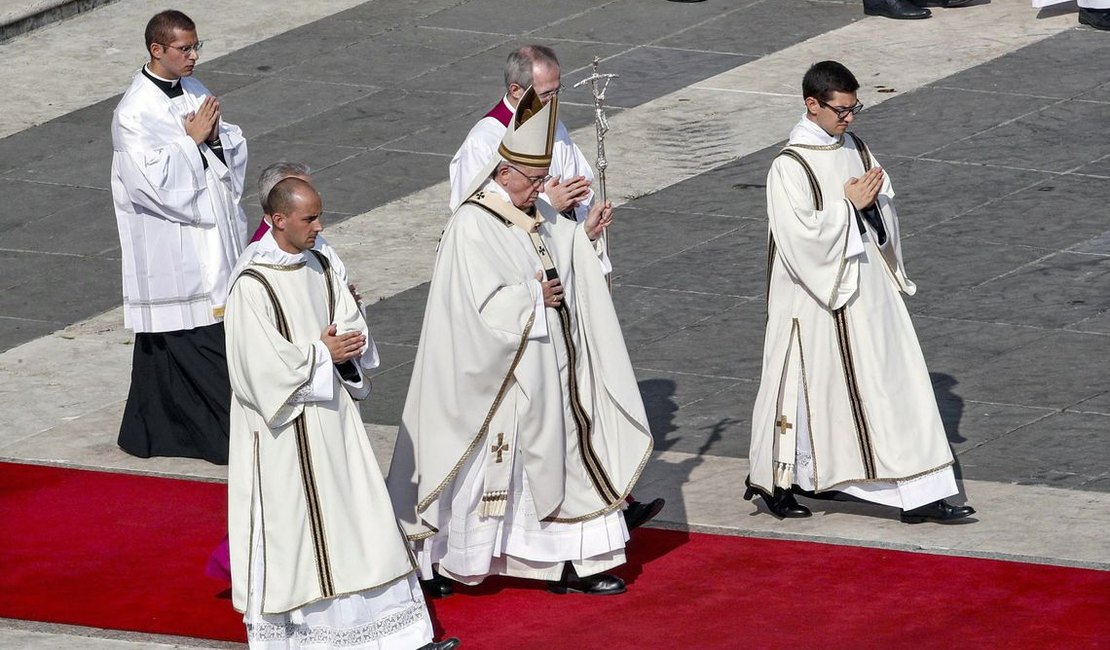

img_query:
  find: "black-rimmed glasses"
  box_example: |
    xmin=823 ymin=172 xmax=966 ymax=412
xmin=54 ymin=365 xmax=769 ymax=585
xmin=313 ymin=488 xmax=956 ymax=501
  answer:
xmin=818 ymin=98 xmax=864 ymax=121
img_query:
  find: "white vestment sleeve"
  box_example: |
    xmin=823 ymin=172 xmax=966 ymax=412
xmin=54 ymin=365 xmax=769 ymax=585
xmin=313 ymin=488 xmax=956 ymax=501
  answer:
xmin=225 ymin=278 xmax=320 ymax=428
xmin=767 ymin=157 xmax=860 ymax=311
xmin=113 ymin=122 xmax=213 ymax=226
xmin=846 ymin=209 xmax=866 ymax=258
xmin=288 ymin=341 xmax=335 ymax=404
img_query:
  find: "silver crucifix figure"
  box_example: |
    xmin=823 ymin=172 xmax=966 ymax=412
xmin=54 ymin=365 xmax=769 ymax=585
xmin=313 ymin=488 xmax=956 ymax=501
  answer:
xmin=575 ymin=57 xmax=618 ymax=288
xmin=574 ymin=56 xmax=618 ymax=205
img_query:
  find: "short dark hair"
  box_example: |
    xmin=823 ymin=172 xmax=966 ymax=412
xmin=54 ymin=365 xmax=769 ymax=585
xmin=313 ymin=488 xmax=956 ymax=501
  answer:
xmin=267 ymin=177 xmax=317 ymax=217
xmin=144 ymin=10 xmax=195 ymax=51
xmin=802 ymin=61 xmax=859 ymax=102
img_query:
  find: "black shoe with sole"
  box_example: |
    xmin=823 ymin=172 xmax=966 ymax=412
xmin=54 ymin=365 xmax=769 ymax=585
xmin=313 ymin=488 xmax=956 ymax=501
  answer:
xmin=864 ymin=0 xmax=931 ymax=19
xmin=419 ymin=639 xmax=461 ymax=650
xmin=419 ymin=573 xmax=454 ymax=599
xmin=900 ymin=499 xmax=976 ymax=524
xmin=744 ymin=476 xmax=812 ymax=519
xmin=546 ymin=563 xmax=626 ymax=595
xmin=624 ymin=497 xmax=666 ymax=530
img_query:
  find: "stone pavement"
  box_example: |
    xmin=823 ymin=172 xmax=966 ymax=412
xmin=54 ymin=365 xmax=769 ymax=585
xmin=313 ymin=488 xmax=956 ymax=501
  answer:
xmin=0 ymin=0 xmax=1107 ymax=647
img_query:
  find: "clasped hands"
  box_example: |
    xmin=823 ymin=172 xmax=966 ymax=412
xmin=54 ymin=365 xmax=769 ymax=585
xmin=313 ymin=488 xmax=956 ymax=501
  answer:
xmin=184 ymin=95 xmax=222 ymax=145
xmin=322 ymin=324 xmax=365 ymax=363
xmin=844 ymin=166 xmax=884 ymax=210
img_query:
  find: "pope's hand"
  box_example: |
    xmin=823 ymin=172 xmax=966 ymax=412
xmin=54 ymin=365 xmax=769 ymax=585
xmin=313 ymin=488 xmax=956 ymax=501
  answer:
xmin=536 ymin=271 xmax=563 ymax=308
xmin=584 ymin=200 xmax=613 ymax=241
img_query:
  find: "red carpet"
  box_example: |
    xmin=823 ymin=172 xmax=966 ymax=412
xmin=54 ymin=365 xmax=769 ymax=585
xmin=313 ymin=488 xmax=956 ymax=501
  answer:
xmin=1 ymin=461 xmax=1107 ymax=648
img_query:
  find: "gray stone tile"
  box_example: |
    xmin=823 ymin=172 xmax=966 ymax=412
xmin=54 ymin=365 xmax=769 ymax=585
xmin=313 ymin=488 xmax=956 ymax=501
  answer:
xmin=363 ymin=282 xmax=430 ymax=348
xmin=0 ymin=179 xmax=106 ymax=232
xmin=264 ymin=89 xmax=488 ymax=151
xmin=955 ymin=411 xmax=1109 ymax=491
xmin=618 ymin=220 xmax=786 ymax=300
xmin=937 ymin=28 xmax=1110 ymax=99
xmin=418 ymin=0 xmax=608 ymax=34
xmin=3 ymin=135 xmax=112 ymax=190
xmin=1067 ymin=308 xmax=1110 ymax=336
xmin=949 ymin=330 xmax=1108 ymax=410
xmin=934 ymin=175 xmax=1106 ymax=251
xmin=1 ymin=192 xmax=119 ymax=257
xmin=204 ymin=16 xmax=380 ymax=77
xmin=340 ymin=0 xmax=471 ymax=26
xmin=547 ymin=0 xmax=725 ymax=46
xmin=627 ymin=145 xmax=777 ymax=218
xmin=640 ymin=372 xmax=752 ymax=459
xmin=1068 ymin=230 xmax=1110 ymax=256
xmin=899 ymin=233 xmax=1049 ymax=311
xmin=0 ymin=317 xmax=65 ymax=350
xmin=1073 ymin=155 xmax=1109 ymax=179
xmin=219 ymin=78 xmax=380 ymax=138
xmin=406 ymin=39 xmax=627 ymax=99
xmin=0 ymin=121 xmax=105 ymax=177
xmin=610 ymin=208 xmax=755 ymax=277
xmin=309 ymin=149 xmax=447 ymax=216
xmin=239 ymin=135 xmax=366 ymax=209
xmin=939 ymin=395 xmax=1056 ymax=458
xmin=630 ymin=299 xmax=763 ymax=381
xmin=914 ymin=316 xmax=1052 ymax=386
xmin=922 ymin=252 xmax=1110 ymax=330
xmin=612 ymin=284 xmax=744 ymax=353
xmin=359 ymin=342 xmax=417 ymax=427
xmin=0 ymin=251 xmax=120 ymax=326
xmin=592 ymin=46 xmax=754 ymax=109
xmin=276 ymin=26 xmax=508 ymax=88
xmin=879 ymin=158 xmax=1053 ymax=236
xmin=1078 ymin=85 xmax=1110 ymax=103
xmin=381 ymin=100 xmax=498 ymax=158
xmin=857 ymin=87 xmax=1057 ymax=159
xmin=929 ymin=100 xmax=1110 ymax=173
xmin=1071 ymin=390 xmax=1110 ymax=415
xmin=655 ymin=0 xmax=862 ymax=56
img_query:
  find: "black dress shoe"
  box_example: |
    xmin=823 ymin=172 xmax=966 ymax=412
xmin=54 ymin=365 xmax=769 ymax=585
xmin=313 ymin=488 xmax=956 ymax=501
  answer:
xmin=744 ymin=476 xmax=812 ymax=519
xmin=1079 ymin=7 xmax=1110 ymax=31
xmin=909 ymin=0 xmax=974 ymax=6
xmin=864 ymin=0 xmax=931 ymax=19
xmin=546 ymin=563 xmax=626 ymax=595
xmin=900 ymin=499 xmax=976 ymax=524
xmin=419 ymin=573 xmax=454 ymax=599
xmin=624 ymin=497 xmax=665 ymax=530
xmin=419 ymin=639 xmax=461 ymax=650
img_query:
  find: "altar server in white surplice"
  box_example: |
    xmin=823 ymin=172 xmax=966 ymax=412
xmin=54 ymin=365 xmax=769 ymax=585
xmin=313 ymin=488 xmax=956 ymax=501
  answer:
xmin=111 ymin=10 xmax=248 ymax=464
xmin=746 ymin=61 xmax=976 ymax=525
xmin=225 ymin=177 xmax=459 ymax=650
xmin=389 ymin=88 xmax=653 ymax=597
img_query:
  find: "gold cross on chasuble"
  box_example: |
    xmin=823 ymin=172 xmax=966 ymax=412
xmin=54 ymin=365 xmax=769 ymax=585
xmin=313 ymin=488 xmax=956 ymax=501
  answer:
xmin=491 ymin=432 xmax=509 ymax=463
xmin=776 ymin=415 xmax=793 ymax=436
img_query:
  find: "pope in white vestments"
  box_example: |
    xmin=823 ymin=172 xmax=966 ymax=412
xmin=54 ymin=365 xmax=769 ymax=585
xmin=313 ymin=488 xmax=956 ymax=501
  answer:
xmin=747 ymin=61 xmax=975 ymax=524
xmin=225 ymin=177 xmax=458 ymax=650
xmin=111 ymin=11 xmax=248 ymax=464
xmin=389 ymin=88 xmax=653 ymax=595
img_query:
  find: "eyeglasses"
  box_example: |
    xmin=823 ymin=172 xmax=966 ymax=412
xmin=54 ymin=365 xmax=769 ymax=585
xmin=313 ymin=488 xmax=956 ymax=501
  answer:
xmin=817 ymin=98 xmax=864 ymax=121
xmin=537 ymin=86 xmax=562 ymax=101
xmin=159 ymin=41 xmax=205 ymax=55
xmin=504 ymin=164 xmax=552 ymax=187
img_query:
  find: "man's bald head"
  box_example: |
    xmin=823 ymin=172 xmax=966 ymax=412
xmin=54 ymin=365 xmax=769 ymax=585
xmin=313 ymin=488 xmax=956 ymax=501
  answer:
xmin=267 ymin=177 xmax=318 ymax=216
xmin=268 ymin=177 xmax=323 ymax=254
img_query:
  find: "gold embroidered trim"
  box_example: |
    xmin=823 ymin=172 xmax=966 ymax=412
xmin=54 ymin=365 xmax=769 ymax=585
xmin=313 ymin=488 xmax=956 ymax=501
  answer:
xmin=232 ymin=570 xmax=417 ymax=616
xmin=795 ymin=319 xmax=819 ymax=486
xmin=416 ymin=311 xmax=536 ymax=514
xmin=817 ymin=459 xmax=956 ymax=493
xmin=776 ymin=148 xmax=823 ymax=211
xmin=250 ymin=261 xmax=307 ymax=271
xmin=788 ymin=137 xmax=844 ymax=151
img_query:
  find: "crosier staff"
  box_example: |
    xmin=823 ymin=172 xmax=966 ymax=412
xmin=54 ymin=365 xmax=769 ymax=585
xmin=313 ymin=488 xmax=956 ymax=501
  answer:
xmin=574 ymin=56 xmax=618 ymax=291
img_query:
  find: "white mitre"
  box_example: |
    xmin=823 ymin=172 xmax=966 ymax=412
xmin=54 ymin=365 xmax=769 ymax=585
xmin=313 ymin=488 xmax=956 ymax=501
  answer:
xmin=460 ymin=85 xmax=559 ymax=201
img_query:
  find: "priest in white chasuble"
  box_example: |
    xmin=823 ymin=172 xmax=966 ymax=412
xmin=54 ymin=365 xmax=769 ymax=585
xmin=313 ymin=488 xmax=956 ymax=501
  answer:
xmin=388 ymin=88 xmax=653 ymax=596
xmin=225 ymin=178 xmax=459 ymax=650
xmin=111 ymin=10 xmax=248 ymax=465
xmin=747 ymin=61 xmax=976 ymax=525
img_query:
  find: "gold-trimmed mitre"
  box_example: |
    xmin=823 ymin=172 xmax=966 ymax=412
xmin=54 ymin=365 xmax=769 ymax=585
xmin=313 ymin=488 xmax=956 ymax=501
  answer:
xmin=461 ymin=85 xmax=559 ymax=202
